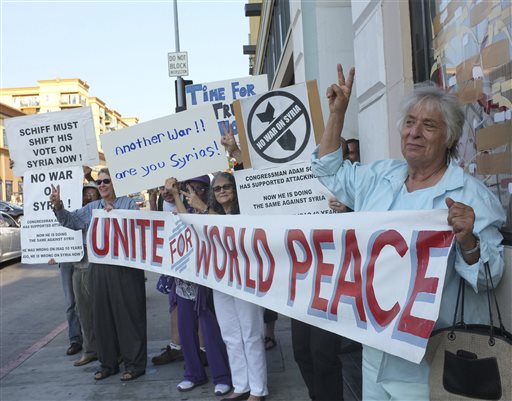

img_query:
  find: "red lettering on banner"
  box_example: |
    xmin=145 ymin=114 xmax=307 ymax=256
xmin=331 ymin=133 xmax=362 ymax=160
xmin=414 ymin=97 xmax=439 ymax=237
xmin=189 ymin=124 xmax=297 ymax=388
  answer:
xmin=223 ymin=226 xmax=242 ymax=286
xmin=135 ymin=219 xmax=151 ymax=261
xmin=254 ymin=228 xmax=275 ymax=294
xmin=91 ymin=217 xmax=110 ymax=256
xmin=366 ymin=230 xmax=408 ymax=327
xmin=113 ymin=218 xmax=129 ymax=257
xmin=311 ymin=229 xmax=335 ymax=313
xmin=130 ymin=219 xmax=137 ymax=259
xmin=398 ymin=230 xmax=454 ymax=338
xmin=240 ymin=228 xmax=256 ymax=290
xmin=152 ymin=219 xmax=165 ymax=264
xmin=330 ymin=230 xmax=366 ymax=321
xmin=210 ymin=226 xmax=227 ymax=279
xmin=287 ymin=229 xmax=313 ymax=304
xmin=170 ymin=227 xmax=193 ymax=263
xmin=191 ymin=225 xmax=212 ymax=276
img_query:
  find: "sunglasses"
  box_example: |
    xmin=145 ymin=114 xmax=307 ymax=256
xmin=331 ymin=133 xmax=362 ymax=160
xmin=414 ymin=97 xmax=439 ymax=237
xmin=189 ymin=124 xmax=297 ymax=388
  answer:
xmin=213 ymin=184 xmax=234 ymax=193
xmin=95 ymin=178 xmax=112 ymax=186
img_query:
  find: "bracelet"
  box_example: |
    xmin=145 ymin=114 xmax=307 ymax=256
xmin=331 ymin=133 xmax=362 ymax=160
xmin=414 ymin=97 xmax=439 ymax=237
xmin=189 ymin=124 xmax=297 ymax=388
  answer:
xmin=202 ymin=206 xmax=209 ymax=214
xmin=461 ymin=239 xmax=480 ymax=255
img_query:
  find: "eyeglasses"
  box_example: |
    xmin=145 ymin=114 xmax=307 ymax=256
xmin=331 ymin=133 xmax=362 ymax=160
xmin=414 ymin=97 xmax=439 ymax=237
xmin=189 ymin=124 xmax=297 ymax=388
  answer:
xmin=95 ymin=179 xmax=112 ymax=186
xmin=213 ymin=184 xmax=234 ymax=193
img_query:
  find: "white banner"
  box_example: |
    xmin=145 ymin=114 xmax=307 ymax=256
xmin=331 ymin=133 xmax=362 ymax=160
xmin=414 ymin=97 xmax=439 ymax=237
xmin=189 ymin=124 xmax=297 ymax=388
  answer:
xmin=234 ymin=161 xmax=335 ymax=215
xmin=87 ymin=209 xmax=455 ymax=363
xmin=186 ymin=75 xmax=268 ymax=138
xmin=100 ymin=105 xmax=228 ymax=196
xmin=5 ymin=107 xmax=98 ymax=176
xmin=21 ymin=166 xmax=84 ymax=264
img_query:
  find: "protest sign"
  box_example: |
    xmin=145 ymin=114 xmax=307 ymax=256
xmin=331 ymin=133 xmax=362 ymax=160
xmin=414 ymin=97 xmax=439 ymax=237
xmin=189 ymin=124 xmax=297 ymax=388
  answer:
xmin=100 ymin=105 xmax=228 ymax=196
xmin=185 ymin=75 xmax=268 ymax=137
xmin=234 ymin=161 xmax=335 ymax=215
xmin=87 ymin=208 xmax=455 ymax=363
xmin=21 ymin=166 xmax=84 ymax=264
xmin=233 ymin=81 xmax=324 ymax=170
xmin=5 ymin=107 xmax=99 ymax=176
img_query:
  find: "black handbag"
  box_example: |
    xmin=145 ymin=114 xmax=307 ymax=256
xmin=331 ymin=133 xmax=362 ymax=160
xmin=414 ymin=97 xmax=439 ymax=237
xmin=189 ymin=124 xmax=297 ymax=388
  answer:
xmin=426 ymin=262 xmax=512 ymax=401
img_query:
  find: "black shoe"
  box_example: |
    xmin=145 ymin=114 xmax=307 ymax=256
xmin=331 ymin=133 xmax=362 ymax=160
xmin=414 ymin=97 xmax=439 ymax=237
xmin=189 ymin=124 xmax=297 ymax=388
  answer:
xmin=151 ymin=345 xmax=184 ymax=365
xmin=220 ymin=391 xmax=250 ymax=401
xmin=66 ymin=343 xmax=82 ymax=356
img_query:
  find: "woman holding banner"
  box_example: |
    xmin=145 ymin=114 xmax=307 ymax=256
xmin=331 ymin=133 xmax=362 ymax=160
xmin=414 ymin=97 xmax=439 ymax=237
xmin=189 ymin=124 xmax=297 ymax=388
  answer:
xmin=164 ymin=176 xmax=233 ymax=397
xmin=311 ymin=65 xmax=505 ymax=400
xmin=186 ymin=171 xmax=268 ymax=401
xmin=50 ymin=168 xmax=147 ymax=382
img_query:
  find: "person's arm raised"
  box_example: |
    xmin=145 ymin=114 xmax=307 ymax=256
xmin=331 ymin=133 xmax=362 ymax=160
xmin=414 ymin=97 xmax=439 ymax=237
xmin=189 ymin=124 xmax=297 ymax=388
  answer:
xmin=319 ymin=64 xmax=355 ymax=158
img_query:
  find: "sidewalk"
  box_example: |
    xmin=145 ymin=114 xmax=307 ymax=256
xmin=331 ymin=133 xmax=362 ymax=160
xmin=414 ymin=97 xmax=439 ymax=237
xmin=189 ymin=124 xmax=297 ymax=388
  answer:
xmin=0 ymin=272 xmax=361 ymax=401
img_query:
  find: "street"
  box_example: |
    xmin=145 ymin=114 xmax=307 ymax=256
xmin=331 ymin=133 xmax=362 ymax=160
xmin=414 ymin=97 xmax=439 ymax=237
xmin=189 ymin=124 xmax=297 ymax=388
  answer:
xmin=0 ymin=260 xmax=329 ymax=401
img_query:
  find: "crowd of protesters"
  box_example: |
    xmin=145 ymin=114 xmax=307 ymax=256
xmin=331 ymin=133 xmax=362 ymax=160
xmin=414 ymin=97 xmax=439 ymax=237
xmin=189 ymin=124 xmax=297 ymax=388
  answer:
xmin=42 ymin=64 xmax=505 ymax=401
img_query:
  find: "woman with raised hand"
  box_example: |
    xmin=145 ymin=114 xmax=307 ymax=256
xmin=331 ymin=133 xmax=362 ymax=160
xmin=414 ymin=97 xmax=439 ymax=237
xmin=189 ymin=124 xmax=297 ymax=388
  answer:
xmin=312 ymin=64 xmax=504 ymax=400
xmin=50 ymin=168 xmax=147 ymax=382
xmin=164 ymin=176 xmax=232 ymax=397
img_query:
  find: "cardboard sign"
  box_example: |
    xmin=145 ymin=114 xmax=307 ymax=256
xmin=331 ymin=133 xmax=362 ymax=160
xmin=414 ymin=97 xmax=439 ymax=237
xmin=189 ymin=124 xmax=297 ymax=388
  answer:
xmin=234 ymin=161 xmax=335 ymax=215
xmin=234 ymin=81 xmax=324 ymax=170
xmin=87 ymin=209 xmax=455 ymax=364
xmin=5 ymin=107 xmax=99 ymax=176
xmin=21 ymin=166 xmax=84 ymax=264
xmin=185 ymin=75 xmax=268 ymax=137
xmin=100 ymin=105 xmax=228 ymax=196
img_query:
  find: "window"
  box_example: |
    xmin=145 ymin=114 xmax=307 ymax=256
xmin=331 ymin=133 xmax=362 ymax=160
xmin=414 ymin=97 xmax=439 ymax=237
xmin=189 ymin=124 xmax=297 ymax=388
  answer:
xmin=262 ymin=0 xmax=291 ymax=87
xmin=410 ymin=0 xmax=511 ymax=223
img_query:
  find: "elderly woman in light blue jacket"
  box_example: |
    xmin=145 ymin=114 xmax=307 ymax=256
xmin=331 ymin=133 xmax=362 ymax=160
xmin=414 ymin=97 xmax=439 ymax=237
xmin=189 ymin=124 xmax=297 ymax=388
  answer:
xmin=311 ymin=65 xmax=504 ymax=400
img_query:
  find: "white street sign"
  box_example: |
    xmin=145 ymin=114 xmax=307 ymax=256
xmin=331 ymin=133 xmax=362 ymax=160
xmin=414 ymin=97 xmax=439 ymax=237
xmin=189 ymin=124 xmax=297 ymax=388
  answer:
xmin=168 ymin=51 xmax=188 ymax=77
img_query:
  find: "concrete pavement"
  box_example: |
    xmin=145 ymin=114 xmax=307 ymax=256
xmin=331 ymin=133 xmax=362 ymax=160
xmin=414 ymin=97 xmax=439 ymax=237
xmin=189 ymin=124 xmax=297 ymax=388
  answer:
xmin=0 ymin=271 xmax=361 ymax=401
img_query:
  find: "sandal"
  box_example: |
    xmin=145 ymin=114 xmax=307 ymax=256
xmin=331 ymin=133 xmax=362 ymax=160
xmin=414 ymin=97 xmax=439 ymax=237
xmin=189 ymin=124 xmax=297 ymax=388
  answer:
xmin=94 ymin=366 xmax=119 ymax=380
xmin=120 ymin=370 xmax=145 ymax=381
xmin=264 ymin=336 xmax=277 ymax=350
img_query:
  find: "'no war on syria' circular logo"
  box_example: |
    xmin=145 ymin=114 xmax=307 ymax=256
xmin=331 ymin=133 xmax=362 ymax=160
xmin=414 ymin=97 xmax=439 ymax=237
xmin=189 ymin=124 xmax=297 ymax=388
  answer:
xmin=247 ymin=91 xmax=311 ymax=164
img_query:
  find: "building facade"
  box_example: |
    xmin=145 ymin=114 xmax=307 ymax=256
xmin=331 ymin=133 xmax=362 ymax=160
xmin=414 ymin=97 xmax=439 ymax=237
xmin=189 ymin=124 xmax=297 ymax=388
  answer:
xmin=0 ymin=78 xmax=138 ymax=202
xmin=246 ymin=0 xmax=511 ymax=326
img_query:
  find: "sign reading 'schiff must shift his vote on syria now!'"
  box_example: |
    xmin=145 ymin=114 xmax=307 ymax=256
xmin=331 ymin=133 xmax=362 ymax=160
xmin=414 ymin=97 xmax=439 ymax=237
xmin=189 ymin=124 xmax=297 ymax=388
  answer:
xmin=21 ymin=166 xmax=84 ymax=264
xmin=5 ymin=107 xmax=99 ymax=176
xmin=185 ymin=75 xmax=268 ymax=138
xmin=100 ymin=105 xmax=228 ymax=196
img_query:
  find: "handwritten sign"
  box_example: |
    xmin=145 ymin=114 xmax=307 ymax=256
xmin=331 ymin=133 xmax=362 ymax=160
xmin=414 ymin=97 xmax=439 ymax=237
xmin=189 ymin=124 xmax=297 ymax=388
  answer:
xmin=5 ymin=107 xmax=99 ymax=176
xmin=21 ymin=166 xmax=84 ymax=264
xmin=234 ymin=161 xmax=335 ymax=215
xmin=87 ymin=209 xmax=455 ymax=364
xmin=100 ymin=105 xmax=228 ymax=196
xmin=185 ymin=75 xmax=268 ymax=137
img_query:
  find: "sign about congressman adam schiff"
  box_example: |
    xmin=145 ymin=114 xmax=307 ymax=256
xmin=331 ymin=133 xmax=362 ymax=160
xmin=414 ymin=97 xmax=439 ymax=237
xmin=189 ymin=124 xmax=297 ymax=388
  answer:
xmin=5 ymin=107 xmax=99 ymax=176
xmin=87 ymin=209 xmax=455 ymax=364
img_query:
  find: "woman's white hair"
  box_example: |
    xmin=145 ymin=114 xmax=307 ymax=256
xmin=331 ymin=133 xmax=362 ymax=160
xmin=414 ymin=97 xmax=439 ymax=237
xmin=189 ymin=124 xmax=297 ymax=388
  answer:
xmin=397 ymin=83 xmax=465 ymax=160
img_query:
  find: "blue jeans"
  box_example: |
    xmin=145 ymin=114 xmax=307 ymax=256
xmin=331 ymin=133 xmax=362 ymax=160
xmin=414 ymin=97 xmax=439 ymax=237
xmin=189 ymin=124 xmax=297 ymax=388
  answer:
xmin=60 ymin=263 xmax=82 ymax=345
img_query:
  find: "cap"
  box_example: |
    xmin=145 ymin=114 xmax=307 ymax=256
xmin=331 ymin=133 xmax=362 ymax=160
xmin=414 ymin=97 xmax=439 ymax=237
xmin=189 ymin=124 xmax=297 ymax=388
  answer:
xmin=185 ymin=175 xmax=210 ymax=185
xmin=83 ymin=182 xmax=100 ymax=195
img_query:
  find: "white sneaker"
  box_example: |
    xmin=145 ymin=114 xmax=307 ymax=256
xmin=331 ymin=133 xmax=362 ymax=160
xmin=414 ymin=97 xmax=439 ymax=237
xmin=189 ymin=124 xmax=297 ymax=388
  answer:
xmin=177 ymin=380 xmax=196 ymax=392
xmin=214 ymin=384 xmax=232 ymax=396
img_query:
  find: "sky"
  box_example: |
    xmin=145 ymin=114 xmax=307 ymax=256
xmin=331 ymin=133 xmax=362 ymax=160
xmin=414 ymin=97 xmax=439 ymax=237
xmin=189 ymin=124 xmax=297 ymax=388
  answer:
xmin=0 ymin=0 xmax=251 ymax=122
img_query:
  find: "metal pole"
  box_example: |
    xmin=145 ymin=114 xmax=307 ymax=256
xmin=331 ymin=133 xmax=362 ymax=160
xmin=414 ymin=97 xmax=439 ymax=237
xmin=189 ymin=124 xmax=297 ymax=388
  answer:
xmin=174 ymin=0 xmax=185 ymax=111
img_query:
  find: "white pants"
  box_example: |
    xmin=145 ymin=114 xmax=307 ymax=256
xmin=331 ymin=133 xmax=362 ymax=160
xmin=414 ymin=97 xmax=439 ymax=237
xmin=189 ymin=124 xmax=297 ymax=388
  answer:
xmin=213 ymin=290 xmax=268 ymax=396
xmin=363 ymin=346 xmax=429 ymax=400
